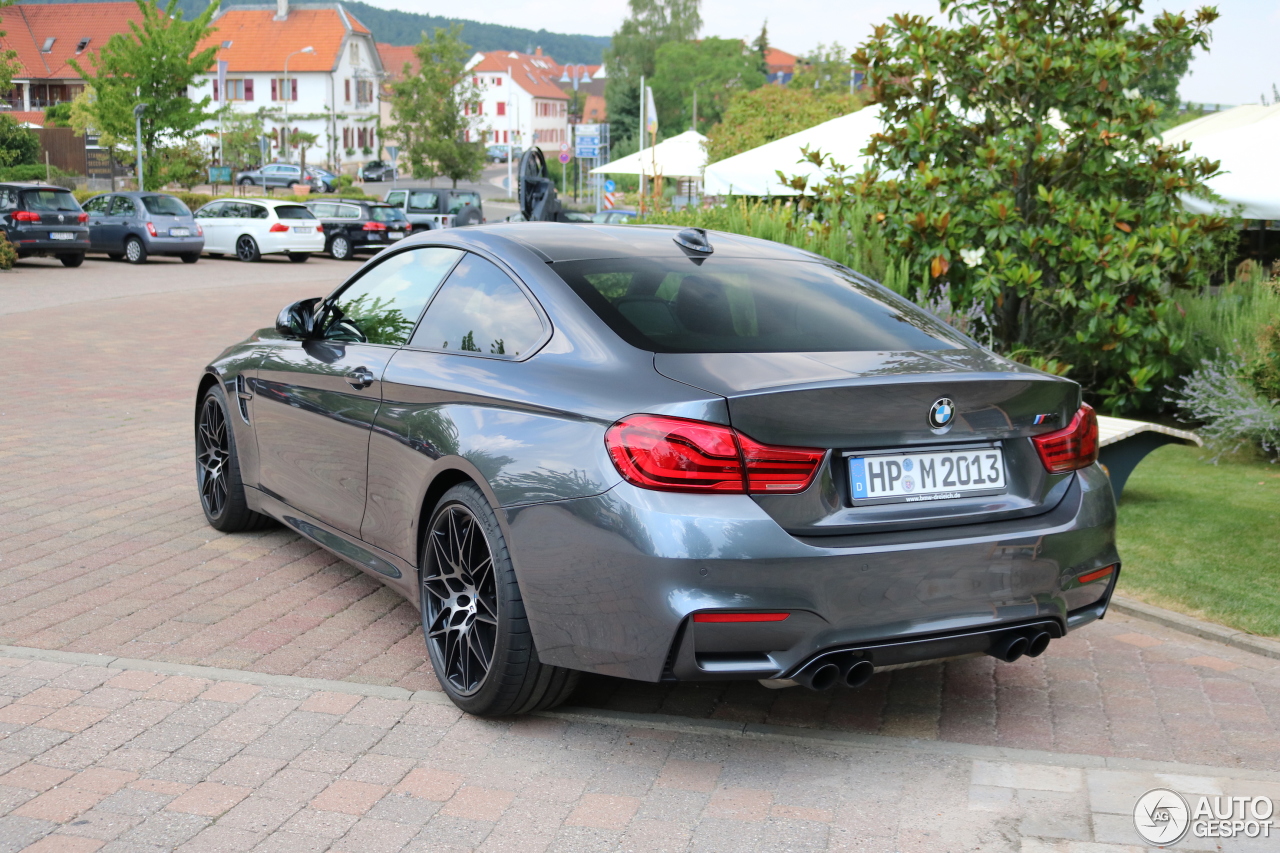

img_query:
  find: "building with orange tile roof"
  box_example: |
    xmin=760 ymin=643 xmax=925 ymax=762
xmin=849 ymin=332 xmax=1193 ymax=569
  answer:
xmin=192 ymin=0 xmax=382 ymax=171
xmin=466 ymin=48 xmax=576 ymax=154
xmin=0 ymin=2 xmax=145 ymax=113
xmin=765 ymin=47 xmax=798 ymax=86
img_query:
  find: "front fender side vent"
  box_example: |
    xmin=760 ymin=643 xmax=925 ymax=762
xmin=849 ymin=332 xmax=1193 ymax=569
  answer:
xmin=235 ymin=375 xmax=252 ymax=424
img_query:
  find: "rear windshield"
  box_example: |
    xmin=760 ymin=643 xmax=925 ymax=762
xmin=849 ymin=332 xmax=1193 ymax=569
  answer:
xmin=370 ymin=205 xmax=406 ymax=223
xmin=21 ymin=189 xmax=79 ymax=212
xmin=142 ymin=195 xmax=190 ymax=217
xmin=275 ymin=205 xmax=315 ymax=220
xmin=552 ymin=257 xmax=968 ymax=353
xmin=446 ymin=193 xmax=480 ymax=214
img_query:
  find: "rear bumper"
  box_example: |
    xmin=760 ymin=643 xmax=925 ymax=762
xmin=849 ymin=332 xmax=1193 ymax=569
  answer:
xmin=504 ymin=463 xmax=1119 ymax=682
xmin=11 ymin=231 xmax=90 ymax=253
xmin=146 ymin=237 xmax=205 ymax=255
xmin=259 ymin=231 xmax=326 ymax=255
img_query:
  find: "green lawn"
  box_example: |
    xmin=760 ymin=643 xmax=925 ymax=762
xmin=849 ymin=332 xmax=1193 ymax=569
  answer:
xmin=1115 ymin=444 xmax=1280 ymax=638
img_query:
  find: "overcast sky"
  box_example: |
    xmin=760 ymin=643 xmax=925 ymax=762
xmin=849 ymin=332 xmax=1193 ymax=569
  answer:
xmin=364 ymin=0 xmax=1280 ymax=106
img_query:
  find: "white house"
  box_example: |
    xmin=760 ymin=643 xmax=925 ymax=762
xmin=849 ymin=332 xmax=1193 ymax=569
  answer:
xmin=192 ymin=0 xmax=382 ymax=172
xmin=466 ymin=49 xmax=574 ymax=151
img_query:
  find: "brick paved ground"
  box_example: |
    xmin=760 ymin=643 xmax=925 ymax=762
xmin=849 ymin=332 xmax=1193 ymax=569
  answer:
xmin=2 ymin=260 xmax=1280 ymax=850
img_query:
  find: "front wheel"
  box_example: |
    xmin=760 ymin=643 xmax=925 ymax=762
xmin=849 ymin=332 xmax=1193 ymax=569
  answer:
xmin=329 ymin=235 xmax=352 ymax=260
xmin=421 ymin=483 xmax=579 ymax=716
xmin=124 ymin=236 xmax=147 ymax=264
xmin=239 ymin=177 xmax=253 ymax=186
xmin=195 ymin=383 xmax=272 ymax=532
xmin=235 ymin=235 xmax=260 ymax=262
xmin=59 ymin=253 xmax=84 ymax=267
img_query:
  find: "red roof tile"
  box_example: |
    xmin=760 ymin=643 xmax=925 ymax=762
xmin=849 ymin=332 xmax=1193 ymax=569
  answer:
xmin=0 ymin=2 xmax=145 ymax=80
xmin=3 ymin=110 xmax=46 ymax=126
xmin=764 ymin=47 xmax=797 ymax=68
xmin=196 ymin=7 xmax=367 ymax=73
xmin=471 ymin=50 xmax=568 ymax=100
xmin=376 ymin=43 xmax=418 ymax=81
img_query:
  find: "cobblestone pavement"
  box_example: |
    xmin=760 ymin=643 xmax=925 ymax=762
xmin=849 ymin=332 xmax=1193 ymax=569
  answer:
xmin=3 ymin=260 xmax=1280 ymax=850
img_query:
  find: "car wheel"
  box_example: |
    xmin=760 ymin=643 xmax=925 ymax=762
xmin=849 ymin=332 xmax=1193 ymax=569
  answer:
xmin=59 ymin=253 xmax=84 ymax=268
xmin=286 ymin=181 xmax=298 ymax=190
xmin=235 ymin=235 xmax=260 ymax=262
xmin=238 ymin=177 xmax=253 ymax=186
xmin=288 ymin=253 xmax=309 ymax=263
xmin=124 ymin=236 xmax=147 ymax=264
xmin=420 ymin=483 xmax=579 ymax=716
xmin=195 ymin=383 xmax=273 ymax=533
xmin=329 ymin=235 xmax=352 ymax=260
xmin=180 ymin=253 xmax=200 ymax=264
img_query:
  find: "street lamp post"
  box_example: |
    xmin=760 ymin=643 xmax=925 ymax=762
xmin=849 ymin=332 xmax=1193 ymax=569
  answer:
xmin=133 ymin=103 xmax=147 ymax=191
xmin=282 ymin=46 xmax=314 ymax=163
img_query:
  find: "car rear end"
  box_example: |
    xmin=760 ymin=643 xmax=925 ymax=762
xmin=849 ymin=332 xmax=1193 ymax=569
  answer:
xmin=7 ymin=186 xmax=89 ymax=257
xmin=507 ymin=230 xmax=1119 ymax=688
xmin=360 ymin=204 xmax=410 ymax=251
xmin=260 ymin=203 xmax=325 ymax=257
xmin=139 ymin=194 xmax=204 ymax=257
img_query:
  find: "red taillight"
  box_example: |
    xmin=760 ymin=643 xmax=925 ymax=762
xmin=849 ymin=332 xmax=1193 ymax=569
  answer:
xmin=196 ymin=224 xmax=203 ymax=236
xmin=78 ymin=212 xmax=89 ymax=224
xmin=1032 ymin=403 xmax=1099 ymax=473
xmin=604 ymin=414 xmax=825 ymax=494
xmin=316 ymin=225 xmax=323 ymax=233
xmin=12 ymin=211 xmax=39 ymax=222
xmin=269 ymin=222 xmax=289 ymax=232
xmin=362 ymin=221 xmax=387 ymax=231
xmin=693 ymin=612 xmax=789 ymax=623
xmin=1077 ymin=564 xmax=1116 ymax=584
xmin=145 ymin=222 xmax=157 ymax=236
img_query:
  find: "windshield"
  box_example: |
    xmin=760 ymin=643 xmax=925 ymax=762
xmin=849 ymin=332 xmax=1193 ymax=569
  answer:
xmin=275 ymin=205 xmax=315 ymax=220
xmin=142 ymin=195 xmax=190 ymax=217
xmin=370 ymin=206 xmax=407 ymax=223
xmin=446 ymin=193 xmax=480 ymax=214
xmin=22 ymin=190 xmax=79 ymax=212
xmin=552 ymin=257 xmax=969 ymax=354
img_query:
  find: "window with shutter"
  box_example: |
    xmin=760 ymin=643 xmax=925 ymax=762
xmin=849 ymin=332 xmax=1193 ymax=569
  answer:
xmin=345 ymin=79 xmax=351 ymax=102
xmin=271 ymin=79 xmax=277 ymax=100
xmin=213 ymin=79 xmax=219 ymax=100
xmin=496 ymin=102 xmax=505 ymax=116
xmin=244 ymin=78 xmax=254 ymax=101
xmin=292 ymin=79 xmax=298 ymax=101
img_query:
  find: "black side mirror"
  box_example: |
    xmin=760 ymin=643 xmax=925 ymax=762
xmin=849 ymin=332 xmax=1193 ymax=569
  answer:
xmin=275 ymin=297 xmax=322 ymax=339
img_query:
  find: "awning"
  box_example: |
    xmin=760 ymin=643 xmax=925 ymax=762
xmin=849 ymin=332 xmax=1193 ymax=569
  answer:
xmin=1163 ymin=105 xmax=1280 ymax=220
xmin=590 ymin=130 xmax=708 ymax=179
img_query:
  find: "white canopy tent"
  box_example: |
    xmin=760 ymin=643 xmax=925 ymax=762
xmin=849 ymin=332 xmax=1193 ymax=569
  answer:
xmin=703 ymin=107 xmax=883 ymax=197
xmin=590 ymin=130 xmax=708 ymax=178
xmin=1161 ymin=105 xmax=1280 ymax=220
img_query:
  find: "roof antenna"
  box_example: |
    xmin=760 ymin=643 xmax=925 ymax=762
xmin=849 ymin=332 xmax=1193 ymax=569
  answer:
xmin=673 ymin=227 xmax=713 ymax=255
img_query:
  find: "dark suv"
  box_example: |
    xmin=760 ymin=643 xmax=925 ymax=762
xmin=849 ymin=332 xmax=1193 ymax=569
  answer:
xmin=304 ymin=199 xmax=411 ymax=260
xmin=0 ymin=183 xmax=89 ymax=266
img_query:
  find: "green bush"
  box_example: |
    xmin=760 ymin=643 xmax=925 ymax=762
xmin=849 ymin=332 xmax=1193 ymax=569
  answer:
xmin=334 ymin=174 xmax=354 ymax=191
xmin=174 ymin=192 xmax=213 ymax=211
xmin=0 ymin=164 xmax=73 ymax=182
xmin=1251 ymin=320 xmax=1280 ymax=402
xmin=73 ymin=189 xmax=98 ymax=205
xmin=0 ymin=232 xmax=17 ymax=270
xmin=0 ymin=115 xmax=39 ymax=167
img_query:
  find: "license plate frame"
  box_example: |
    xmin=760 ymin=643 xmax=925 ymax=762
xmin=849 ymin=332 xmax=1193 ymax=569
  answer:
xmin=49 ymin=231 xmax=76 ymax=240
xmin=169 ymin=227 xmax=190 ymax=237
xmin=388 ymin=231 xmax=404 ymax=240
xmin=292 ymin=226 xmax=312 ymax=234
xmin=847 ymin=444 xmax=1007 ymax=506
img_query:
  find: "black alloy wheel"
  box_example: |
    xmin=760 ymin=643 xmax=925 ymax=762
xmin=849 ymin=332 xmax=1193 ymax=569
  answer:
xmin=329 ymin=235 xmax=352 ymax=260
xmin=236 ymin=235 xmax=260 ymax=262
xmin=194 ymin=384 xmax=272 ymax=532
xmin=124 ymin=236 xmax=147 ymax=264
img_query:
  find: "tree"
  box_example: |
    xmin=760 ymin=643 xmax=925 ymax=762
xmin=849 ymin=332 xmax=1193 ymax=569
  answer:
xmin=0 ymin=115 xmax=39 ymax=167
xmin=1134 ymin=23 xmax=1192 ymax=114
xmin=706 ymin=85 xmax=861 ymax=162
xmin=387 ymin=24 xmax=486 ymax=187
xmin=218 ymin=109 xmax=265 ymax=169
xmin=651 ymin=37 xmax=764 ymax=133
xmin=789 ymin=43 xmax=854 ymax=94
xmin=839 ymin=0 xmax=1224 ymax=412
xmin=69 ymin=0 xmax=219 ymax=189
xmin=43 ymin=103 xmax=73 ymax=128
xmin=291 ymin=130 xmax=319 ymax=173
xmin=604 ymin=0 xmax=702 ymax=143
xmin=157 ymin=140 xmax=208 ymax=189
xmin=752 ymin=21 xmax=770 ymax=78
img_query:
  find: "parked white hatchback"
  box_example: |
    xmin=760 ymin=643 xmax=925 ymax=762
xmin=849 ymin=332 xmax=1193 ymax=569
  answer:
xmin=193 ymin=198 xmax=325 ymax=262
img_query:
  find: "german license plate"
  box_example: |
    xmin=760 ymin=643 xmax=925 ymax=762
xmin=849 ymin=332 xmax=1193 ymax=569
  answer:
xmin=293 ymin=226 xmax=312 ymax=233
xmin=849 ymin=447 xmax=1006 ymax=504
xmin=388 ymin=231 xmax=404 ymax=239
xmin=50 ymin=231 xmax=75 ymax=240
xmin=169 ymin=227 xmax=190 ymax=237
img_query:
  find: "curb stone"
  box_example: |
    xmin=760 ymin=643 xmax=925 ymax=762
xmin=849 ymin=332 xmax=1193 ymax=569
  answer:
xmin=1111 ymin=595 xmax=1280 ymax=660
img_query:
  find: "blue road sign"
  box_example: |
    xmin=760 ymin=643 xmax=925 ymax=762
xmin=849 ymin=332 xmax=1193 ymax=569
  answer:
xmin=604 ymin=179 xmax=616 ymax=193
xmin=575 ymin=146 xmax=599 ymax=158
xmin=575 ymin=135 xmax=599 ymax=146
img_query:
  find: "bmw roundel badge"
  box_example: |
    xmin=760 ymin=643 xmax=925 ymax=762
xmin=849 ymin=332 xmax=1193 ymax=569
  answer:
xmin=929 ymin=398 xmax=955 ymax=430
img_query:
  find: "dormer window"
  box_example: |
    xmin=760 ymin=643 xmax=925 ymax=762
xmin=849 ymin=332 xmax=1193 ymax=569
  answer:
xmin=40 ymin=37 xmax=55 ymax=53
xmin=350 ymin=41 xmax=360 ymax=65
xmin=75 ymin=37 xmax=90 ymax=53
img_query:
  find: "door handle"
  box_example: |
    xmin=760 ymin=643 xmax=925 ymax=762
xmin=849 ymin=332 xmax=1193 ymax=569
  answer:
xmin=345 ymin=367 xmax=375 ymax=390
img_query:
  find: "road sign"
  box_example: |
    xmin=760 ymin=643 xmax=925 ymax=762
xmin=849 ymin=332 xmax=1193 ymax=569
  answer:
xmin=574 ymin=135 xmax=599 ymax=147
xmin=386 ymin=145 xmax=399 ymax=162
xmin=559 ymin=141 xmax=570 ymax=152
xmin=574 ymin=146 xmax=599 ymax=158
xmin=576 ymin=123 xmax=600 ymax=135
xmin=558 ymin=151 xmax=572 ymax=164
xmin=604 ymin=179 xmax=616 ymax=193
xmin=208 ymin=166 xmax=232 ymax=184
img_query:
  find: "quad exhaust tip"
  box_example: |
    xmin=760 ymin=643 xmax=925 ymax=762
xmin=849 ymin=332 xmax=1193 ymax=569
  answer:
xmin=986 ymin=629 xmax=1053 ymax=663
xmin=793 ymin=654 xmax=876 ymax=691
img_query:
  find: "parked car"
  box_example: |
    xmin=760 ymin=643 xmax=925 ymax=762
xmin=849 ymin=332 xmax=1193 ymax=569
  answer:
xmin=235 ymin=163 xmax=316 ymax=191
xmin=81 ymin=192 xmax=204 ymax=264
xmin=0 ymin=183 xmax=89 ymax=266
xmin=194 ymin=223 xmax=1119 ymax=717
xmin=305 ymin=167 xmax=337 ymax=193
xmin=383 ymin=188 xmax=483 ymax=230
xmin=361 ymin=160 xmax=395 ymax=182
xmin=591 ymin=209 xmax=637 ymax=224
xmin=486 ymin=145 xmax=522 ymax=163
xmin=304 ymin=199 xmax=411 ymax=260
xmin=193 ymin=198 xmax=325 ymax=262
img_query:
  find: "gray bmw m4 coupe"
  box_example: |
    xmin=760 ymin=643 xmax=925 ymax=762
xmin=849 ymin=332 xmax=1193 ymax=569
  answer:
xmin=194 ymin=224 xmax=1119 ymax=716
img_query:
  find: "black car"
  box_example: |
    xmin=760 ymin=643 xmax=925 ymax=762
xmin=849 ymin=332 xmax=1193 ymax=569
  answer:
xmin=304 ymin=199 xmax=412 ymax=260
xmin=0 ymin=183 xmax=90 ymax=266
xmin=361 ymin=160 xmax=395 ymax=182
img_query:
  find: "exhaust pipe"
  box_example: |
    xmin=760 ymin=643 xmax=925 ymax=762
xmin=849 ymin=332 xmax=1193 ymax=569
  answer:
xmin=1025 ymin=630 xmax=1051 ymax=658
xmin=840 ymin=658 xmax=875 ymax=689
xmin=793 ymin=660 xmax=840 ymax=691
xmin=986 ymin=632 xmax=1029 ymax=663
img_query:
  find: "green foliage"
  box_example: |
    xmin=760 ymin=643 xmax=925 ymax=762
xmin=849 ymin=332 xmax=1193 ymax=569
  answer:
xmin=387 ymin=24 xmax=487 ymax=186
xmin=0 ymin=164 xmax=72 ymax=182
xmin=217 ymin=110 xmax=265 ymax=170
xmin=43 ymin=103 xmax=73 ymax=128
xmin=0 ymin=115 xmax=39 ymax=168
xmin=0 ymin=232 xmax=17 ymax=270
xmin=841 ymin=0 xmax=1224 ymax=413
xmin=651 ymin=37 xmax=765 ymax=133
xmin=751 ymin=21 xmax=769 ymax=77
xmin=157 ymin=140 xmax=208 ymax=190
xmin=0 ymin=3 xmax=19 ymax=97
xmin=706 ymin=86 xmax=862 ymax=162
xmin=70 ymin=0 xmax=220 ymax=190
xmin=341 ymin=294 xmax=415 ymax=345
xmin=334 ymin=174 xmax=355 ymax=191
xmin=1170 ymin=277 xmax=1280 ymax=367
xmin=1134 ymin=23 xmax=1192 ymax=115
xmin=1251 ymin=319 xmax=1280 ymax=402
xmin=174 ymin=191 xmax=212 ymax=210
xmin=604 ymin=0 xmax=703 ymax=143
xmin=789 ymin=43 xmax=855 ymax=94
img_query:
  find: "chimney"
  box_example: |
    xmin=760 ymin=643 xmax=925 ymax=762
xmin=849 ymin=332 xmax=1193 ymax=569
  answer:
xmin=535 ymin=47 xmax=542 ymax=57
xmin=275 ymin=0 xmax=288 ymax=20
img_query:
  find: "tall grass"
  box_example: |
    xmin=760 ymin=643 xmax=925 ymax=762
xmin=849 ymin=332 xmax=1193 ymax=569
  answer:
xmin=1171 ymin=277 xmax=1280 ymax=365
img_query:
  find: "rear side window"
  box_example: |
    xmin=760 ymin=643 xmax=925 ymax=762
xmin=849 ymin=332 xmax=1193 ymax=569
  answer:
xmin=552 ymin=257 xmax=968 ymax=354
xmin=411 ymin=253 xmax=543 ymax=358
xmin=142 ymin=195 xmax=190 ymax=216
xmin=109 ymin=196 xmax=137 ymax=216
xmin=446 ymin=193 xmax=479 ymax=215
xmin=370 ymin=205 xmax=406 ymax=223
xmin=22 ymin=189 xmax=79 ymax=212
xmin=275 ymin=205 xmax=313 ymax=220
xmin=330 ymin=247 xmax=463 ymax=346
xmin=309 ymin=203 xmax=336 ymax=218
xmin=336 ymin=205 xmax=361 ymax=220
xmin=407 ymin=191 xmax=438 ymax=213
xmin=82 ymin=195 xmax=111 ymax=214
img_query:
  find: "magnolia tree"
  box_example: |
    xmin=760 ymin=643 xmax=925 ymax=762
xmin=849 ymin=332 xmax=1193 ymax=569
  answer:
xmin=834 ymin=0 xmax=1225 ymax=412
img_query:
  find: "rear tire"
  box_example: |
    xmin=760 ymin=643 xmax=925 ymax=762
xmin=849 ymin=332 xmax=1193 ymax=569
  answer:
xmin=124 ymin=236 xmax=147 ymax=264
xmin=195 ymin=383 xmax=272 ymax=533
xmin=59 ymin=253 xmax=84 ymax=267
xmin=420 ymin=483 xmax=579 ymax=716
xmin=288 ymin=253 xmax=309 ymax=263
xmin=329 ymin=235 xmax=352 ymax=260
xmin=239 ymin=177 xmax=253 ymax=186
xmin=180 ymin=253 xmax=200 ymax=264
xmin=235 ymin=235 xmax=260 ymax=262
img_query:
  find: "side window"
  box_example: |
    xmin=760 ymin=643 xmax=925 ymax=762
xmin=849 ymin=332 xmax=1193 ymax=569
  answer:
xmin=386 ymin=191 xmax=406 ymax=207
xmin=220 ymin=203 xmax=243 ymax=218
xmin=411 ymin=254 xmax=544 ymax=358
xmin=338 ymin=205 xmax=360 ymax=220
xmin=0 ymin=188 xmax=16 ymax=211
xmin=109 ymin=196 xmax=136 ymax=217
xmin=310 ymin=203 xmax=336 ymax=218
xmin=262 ymin=165 xmax=280 ymax=175
xmin=248 ymin=204 xmax=269 ymax=220
xmin=196 ymin=202 xmax=222 ymax=218
xmin=330 ymin=247 xmax=464 ymax=346
xmin=407 ymin=191 xmax=438 ymax=213
xmin=83 ymin=195 xmax=110 ymax=214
